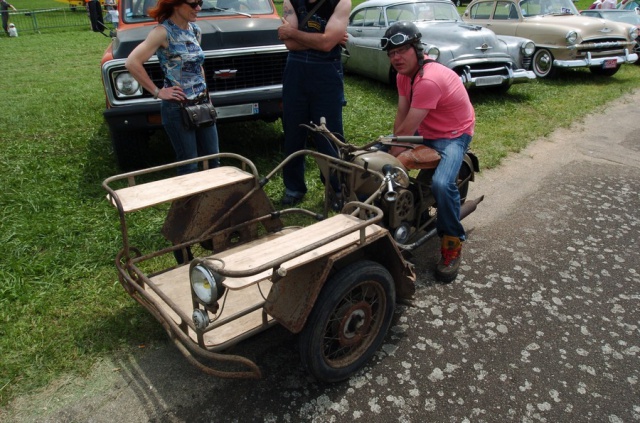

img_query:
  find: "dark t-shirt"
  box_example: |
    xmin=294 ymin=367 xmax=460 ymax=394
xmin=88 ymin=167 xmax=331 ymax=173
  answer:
xmin=289 ymin=0 xmax=341 ymax=59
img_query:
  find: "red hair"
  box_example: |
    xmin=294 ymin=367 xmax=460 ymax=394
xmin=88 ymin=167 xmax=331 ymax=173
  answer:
xmin=148 ymin=0 xmax=184 ymax=23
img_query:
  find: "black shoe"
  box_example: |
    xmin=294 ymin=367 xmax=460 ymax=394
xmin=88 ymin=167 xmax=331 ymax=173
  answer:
xmin=281 ymin=194 xmax=303 ymax=206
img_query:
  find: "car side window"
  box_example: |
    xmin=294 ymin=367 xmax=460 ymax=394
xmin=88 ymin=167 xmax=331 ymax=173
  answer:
xmin=364 ymin=7 xmax=384 ymax=27
xmin=350 ymin=9 xmax=366 ymax=27
xmin=493 ymin=1 xmax=510 ymax=19
xmin=494 ymin=1 xmax=518 ymax=19
xmin=469 ymin=1 xmax=495 ymax=19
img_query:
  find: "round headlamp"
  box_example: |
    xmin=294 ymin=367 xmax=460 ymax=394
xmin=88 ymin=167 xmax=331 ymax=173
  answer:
xmin=426 ymin=46 xmax=440 ymax=61
xmin=565 ymin=30 xmax=578 ymax=45
xmin=190 ymin=263 xmax=225 ymax=305
xmin=521 ymin=41 xmax=535 ymax=56
xmin=114 ymin=72 xmax=142 ymax=97
xmin=629 ymin=26 xmax=638 ymax=41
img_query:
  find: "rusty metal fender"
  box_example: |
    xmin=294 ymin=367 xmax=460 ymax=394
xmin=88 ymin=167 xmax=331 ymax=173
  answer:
xmin=265 ymin=231 xmax=415 ymax=333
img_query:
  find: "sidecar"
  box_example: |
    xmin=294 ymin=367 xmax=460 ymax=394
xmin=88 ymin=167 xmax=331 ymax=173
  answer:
xmin=103 ymin=151 xmax=415 ymax=382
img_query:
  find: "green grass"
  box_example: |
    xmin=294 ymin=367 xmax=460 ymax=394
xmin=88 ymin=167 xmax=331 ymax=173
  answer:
xmin=0 ymin=0 xmax=639 ymax=407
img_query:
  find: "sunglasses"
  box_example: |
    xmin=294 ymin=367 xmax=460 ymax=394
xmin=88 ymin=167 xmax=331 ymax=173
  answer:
xmin=386 ymin=44 xmax=412 ymax=58
xmin=380 ymin=33 xmax=415 ymax=49
xmin=184 ymin=0 xmax=203 ymax=9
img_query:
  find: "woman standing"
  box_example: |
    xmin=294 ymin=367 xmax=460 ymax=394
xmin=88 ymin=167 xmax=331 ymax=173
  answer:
xmin=125 ymin=0 xmax=219 ymax=175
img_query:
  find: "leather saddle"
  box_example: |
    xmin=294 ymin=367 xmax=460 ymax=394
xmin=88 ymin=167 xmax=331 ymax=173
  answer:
xmin=389 ymin=144 xmax=441 ymax=170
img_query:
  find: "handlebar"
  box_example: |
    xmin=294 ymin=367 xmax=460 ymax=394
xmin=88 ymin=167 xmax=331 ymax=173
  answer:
xmin=301 ymin=118 xmax=425 ymax=153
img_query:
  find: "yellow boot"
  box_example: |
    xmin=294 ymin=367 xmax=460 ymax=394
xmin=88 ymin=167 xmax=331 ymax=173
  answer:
xmin=435 ymin=235 xmax=463 ymax=283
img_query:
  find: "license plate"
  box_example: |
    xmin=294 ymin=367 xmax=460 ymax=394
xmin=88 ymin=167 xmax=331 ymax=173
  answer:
xmin=215 ymin=103 xmax=259 ymax=119
xmin=475 ymin=76 xmax=504 ymax=87
xmin=602 ymin=59 xmax=618 ymax=69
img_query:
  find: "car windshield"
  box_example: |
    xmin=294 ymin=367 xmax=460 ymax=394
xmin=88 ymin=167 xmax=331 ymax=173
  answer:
xmin=518 ymin=0 xmax=578 ymax=17
xmin=385 ymin=1 xmax=462 ymax=23
xmin=122 ymin=0 xmax=274 ymax=23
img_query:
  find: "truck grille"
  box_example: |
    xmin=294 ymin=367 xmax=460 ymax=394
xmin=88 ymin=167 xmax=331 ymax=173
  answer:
xmin=142 ymin=51 xmax=288 ymax=95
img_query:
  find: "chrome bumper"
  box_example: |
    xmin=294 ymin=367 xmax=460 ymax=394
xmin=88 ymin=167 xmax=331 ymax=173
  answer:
xmin=554 ymin=49 xmax=639 ymax=68
xmin=460 ymin=66 xmax=536 ymax=89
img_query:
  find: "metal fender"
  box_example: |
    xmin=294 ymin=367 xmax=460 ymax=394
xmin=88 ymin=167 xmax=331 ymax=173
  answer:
xmin=265 ymin=231 xmax=416 ymax=333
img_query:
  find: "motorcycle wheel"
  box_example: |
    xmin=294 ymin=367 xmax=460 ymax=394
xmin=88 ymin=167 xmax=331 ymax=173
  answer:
xmin=298 ymin=260 xmax=395 ymax=383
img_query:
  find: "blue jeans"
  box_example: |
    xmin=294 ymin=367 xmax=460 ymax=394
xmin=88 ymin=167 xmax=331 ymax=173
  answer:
xmin=161 ymin=100 xmax=220 ymax=175
xmin=282 ymin=54 xmax=344 ymax=198
xmin=423 ymin=134 xmax=472 ymax=241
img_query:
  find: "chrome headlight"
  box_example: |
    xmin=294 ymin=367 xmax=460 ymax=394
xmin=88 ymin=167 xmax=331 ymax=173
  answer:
xmin=190 ymin=263 xmax=225 ymax=305
xmin=629 ymin=26 xmax=638 ymax=41
xmin=565 ymin=30 xmax=578 ymax=45
xmin=426 ymin=46 xmax=440 ymax=61
xmin=383 ymin=164 xmax=410 ymax=189
xmin=521 ymin=41 xmax=535 ymax=56
xmin=114 ymin=71 xmax=142 ymax=97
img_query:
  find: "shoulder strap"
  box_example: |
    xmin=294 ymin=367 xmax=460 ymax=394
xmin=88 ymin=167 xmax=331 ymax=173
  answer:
xmin=298 ymin=0 xmax=328 ymax=29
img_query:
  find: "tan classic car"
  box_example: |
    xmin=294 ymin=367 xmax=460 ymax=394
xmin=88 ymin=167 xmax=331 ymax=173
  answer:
xmin=461 ymin=0 xmax=638 ymax=77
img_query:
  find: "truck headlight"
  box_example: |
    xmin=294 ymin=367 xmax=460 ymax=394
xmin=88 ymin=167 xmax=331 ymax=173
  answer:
xmin=565 ymin=31 xmax=578 ymax=45
xmin=114 ymin=71 xmax=142 ymax=97
xmin=190 ymin=263 xmax=226 ymax=305
xmin=521 ymin=41 xmax=535 ymax=56
xmin=629 ymin=26 xmax=638 ymax=41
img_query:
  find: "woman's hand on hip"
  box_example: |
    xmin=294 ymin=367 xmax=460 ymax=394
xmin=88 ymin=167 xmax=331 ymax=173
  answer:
xmin=159 ymin=86 xmax=186 ymax=101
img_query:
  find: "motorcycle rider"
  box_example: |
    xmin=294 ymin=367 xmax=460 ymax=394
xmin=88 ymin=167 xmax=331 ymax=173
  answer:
xmin=381 ymin=21 xmax=476 ymax=283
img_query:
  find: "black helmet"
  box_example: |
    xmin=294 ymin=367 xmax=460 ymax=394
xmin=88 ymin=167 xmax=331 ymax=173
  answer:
xmin=381 ymin=21 xmax=422 ymax=51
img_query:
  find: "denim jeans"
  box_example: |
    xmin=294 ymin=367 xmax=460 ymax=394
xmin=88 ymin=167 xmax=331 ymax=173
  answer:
xmin=423 ymin=133 xmax=472 ymax=241
xmin=282 ymin=54 xmax=344 ymax=198
xmin=161 ymin=100 xmax=220 ymax=175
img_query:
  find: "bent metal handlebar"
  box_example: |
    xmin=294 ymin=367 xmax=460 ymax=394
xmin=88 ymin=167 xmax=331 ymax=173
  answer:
xmin=300 ymin=118 xmax=425 ymax=153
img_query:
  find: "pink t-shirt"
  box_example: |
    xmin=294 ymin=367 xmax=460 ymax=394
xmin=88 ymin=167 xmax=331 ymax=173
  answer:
xmin=397 ymin=62 xmax=475 ymax=139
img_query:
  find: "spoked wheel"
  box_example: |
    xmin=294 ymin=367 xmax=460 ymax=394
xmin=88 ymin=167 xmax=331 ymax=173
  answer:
xmin=298 ymin=260 xmax=396 ymax=383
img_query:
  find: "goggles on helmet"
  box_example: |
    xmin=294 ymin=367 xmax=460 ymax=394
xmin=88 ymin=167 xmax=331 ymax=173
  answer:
xmin=380 ymin=33 xmax=416 ymax=50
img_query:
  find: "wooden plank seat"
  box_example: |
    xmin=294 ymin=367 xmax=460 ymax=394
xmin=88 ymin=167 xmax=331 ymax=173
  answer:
xmin=210 ymin=214 xmax=385 ymax=289
xmin=109 ymin=166 xmax=254 ymax=213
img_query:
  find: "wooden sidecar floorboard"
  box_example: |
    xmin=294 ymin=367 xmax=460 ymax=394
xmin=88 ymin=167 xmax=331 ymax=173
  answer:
xmin=144 ymin=216 xmax=384 ymax=349
xmin=149 ymin=266 xmax=274 ymax=349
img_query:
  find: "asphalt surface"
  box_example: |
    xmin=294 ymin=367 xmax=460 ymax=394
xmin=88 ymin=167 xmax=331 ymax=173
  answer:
xmin=3 ymin=90 xmax=640 ymax=423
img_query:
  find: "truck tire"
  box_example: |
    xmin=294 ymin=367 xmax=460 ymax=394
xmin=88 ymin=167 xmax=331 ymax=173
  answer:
xmin=110 ymin=129 xmax=150 ymax=171
xmin=298 ymin=260 xmax=396 ymax=383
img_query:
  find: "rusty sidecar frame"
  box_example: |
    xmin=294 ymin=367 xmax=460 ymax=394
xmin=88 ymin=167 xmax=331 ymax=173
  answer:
xmin=103 ymin=151 xmax=416 ymax=382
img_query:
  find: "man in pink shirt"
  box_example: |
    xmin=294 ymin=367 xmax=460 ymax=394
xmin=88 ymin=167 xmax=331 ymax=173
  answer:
xmin=382 ymin=21 xmax=476 ymax=283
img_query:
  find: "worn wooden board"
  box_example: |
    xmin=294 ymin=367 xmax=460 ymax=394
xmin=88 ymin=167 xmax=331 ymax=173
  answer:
xmin=210 ymin=214 xmax=384 ymax=285
xmin=110 ymin=166 xmax=254 ymax=212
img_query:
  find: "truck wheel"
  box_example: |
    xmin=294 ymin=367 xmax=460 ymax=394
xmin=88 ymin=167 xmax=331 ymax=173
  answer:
xmin=110 ymin=129 xmax=150 ymax=171
xmin=298 ymin=260 xmax=396 ymax=383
